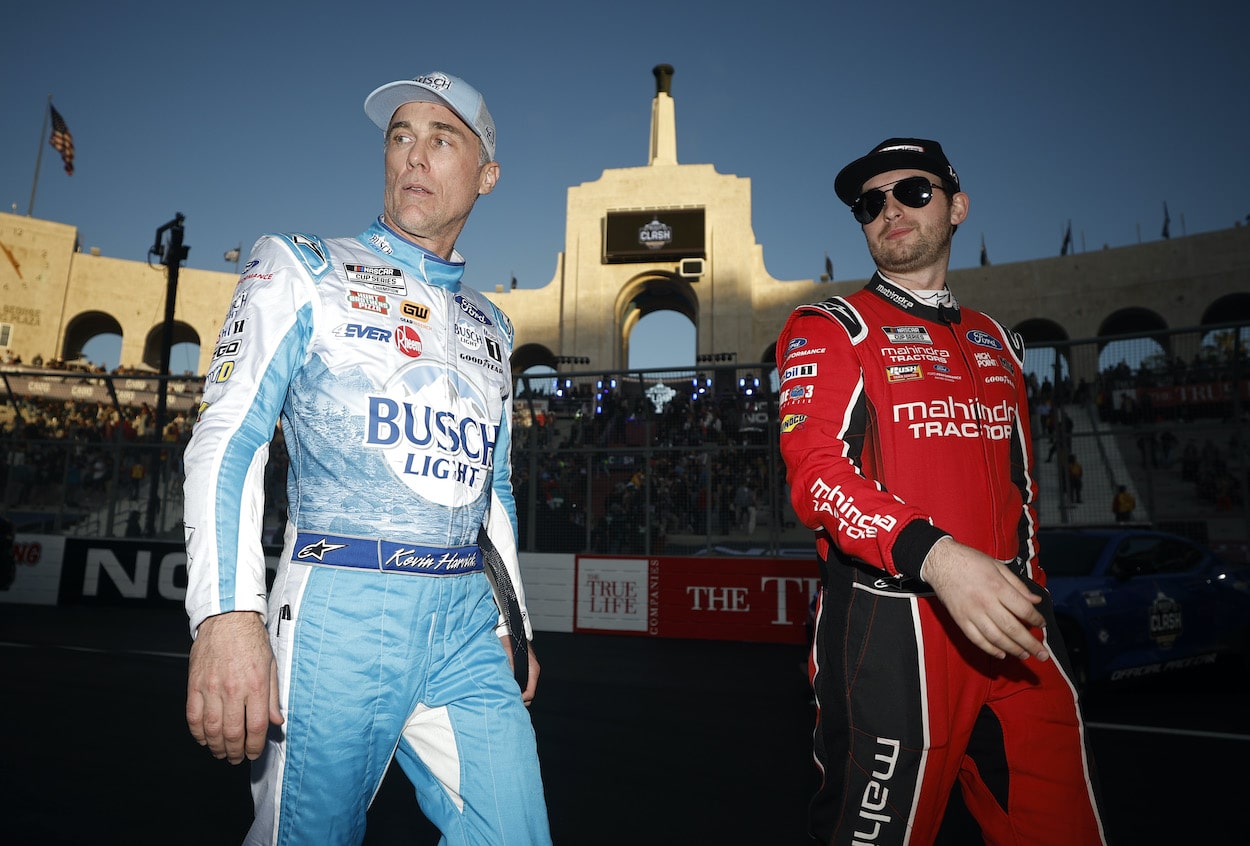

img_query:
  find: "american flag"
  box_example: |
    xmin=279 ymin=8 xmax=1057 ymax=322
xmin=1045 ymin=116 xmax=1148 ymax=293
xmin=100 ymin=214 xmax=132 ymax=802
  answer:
xmin=49 ymin=103 xmax=75 ymax=175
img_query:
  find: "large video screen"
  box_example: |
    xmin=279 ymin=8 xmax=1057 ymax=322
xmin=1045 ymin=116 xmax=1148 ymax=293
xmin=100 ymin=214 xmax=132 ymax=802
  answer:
xmin=604 ymin=208 xmax=705 ymax=262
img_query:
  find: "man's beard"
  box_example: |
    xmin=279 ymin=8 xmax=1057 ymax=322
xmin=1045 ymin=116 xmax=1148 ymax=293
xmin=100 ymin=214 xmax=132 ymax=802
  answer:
xmin=867 ymin=222 xmax=954 ymax=275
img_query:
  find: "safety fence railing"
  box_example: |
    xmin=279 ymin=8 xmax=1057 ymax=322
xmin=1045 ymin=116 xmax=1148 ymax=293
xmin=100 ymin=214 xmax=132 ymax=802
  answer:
xmin=2 ymin=320 xmax=1246 ymax=561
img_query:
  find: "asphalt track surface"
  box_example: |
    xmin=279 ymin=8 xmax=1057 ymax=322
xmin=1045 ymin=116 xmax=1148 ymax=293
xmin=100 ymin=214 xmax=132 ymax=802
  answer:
xmin=1 ymin=604 xmax=1246 ymax=845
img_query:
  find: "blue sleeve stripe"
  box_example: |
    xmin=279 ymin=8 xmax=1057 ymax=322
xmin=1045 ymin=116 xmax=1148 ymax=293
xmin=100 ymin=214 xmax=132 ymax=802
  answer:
xmin=214 ymin=304 xmax=311 ymax=607
xmin=492 ymin=416 xmax=518 ymax=542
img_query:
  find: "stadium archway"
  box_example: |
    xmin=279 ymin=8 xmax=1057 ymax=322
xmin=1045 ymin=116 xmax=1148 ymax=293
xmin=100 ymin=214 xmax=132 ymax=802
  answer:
xmin=1098 ymin=307 xmax=1168 ymax=372
xmin=616 ymin=272 xmax=697 ymax=368
xmin=142 ymin=322 xmax=199 ymax=372
xmin=1016 ymin=318 xmax=1071 ymax=384
xmin=1202 ymin=293 xmax=1250 ymax=325
xmin=62 ymin=311 xmax=123 ymax=365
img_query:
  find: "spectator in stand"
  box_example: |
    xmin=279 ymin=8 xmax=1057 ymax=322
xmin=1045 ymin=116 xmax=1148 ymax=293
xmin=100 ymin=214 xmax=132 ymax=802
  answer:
xmin=1067 ymin=453 xmax=1084 ymax=503
xmin=1111 ymin=485 xmax=1136 ymax=522
xmin=1046 ymin=410 xmax=1072 ymax=462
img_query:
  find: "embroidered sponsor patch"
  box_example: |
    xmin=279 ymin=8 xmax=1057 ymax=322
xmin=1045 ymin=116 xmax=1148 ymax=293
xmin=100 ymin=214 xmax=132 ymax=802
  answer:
xmin=965 ymin=329 xmax=1003 ymax=350
xmin=781 ymin=414 xmax=808 ymax=433
xmin=781 ymin=384 xmax=815 ymax=407
xmin=344 ymin=264 xmax=406 ymax=295
xmin=883 ymin=326 xmax=932 ymax=344
xmin=400 ymin=300 xmax=431 ymax=322
xmin=333 ymin=323 xmax=390 ymax=342
xmin=394 ymin=324 xmax=423 ymax=358
xmin=348 ymin=290 xmax=389 ymax=314
xmin=455 ymin=294 xmax=492 ymax=325
xmin=782 ymin=362 xmax=817 ymax=382
xmin=885 ymin=364 xmax=923 ymax=383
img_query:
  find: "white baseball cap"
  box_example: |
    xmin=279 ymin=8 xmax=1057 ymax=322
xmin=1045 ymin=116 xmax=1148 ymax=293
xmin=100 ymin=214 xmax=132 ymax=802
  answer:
xmin=364 ymin=71 xmax=496 ymax=161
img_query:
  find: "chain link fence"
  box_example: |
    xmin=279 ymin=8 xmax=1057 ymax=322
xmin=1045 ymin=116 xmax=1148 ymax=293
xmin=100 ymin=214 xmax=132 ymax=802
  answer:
xmin=2 ymin=321 xmax=1246 ymax=562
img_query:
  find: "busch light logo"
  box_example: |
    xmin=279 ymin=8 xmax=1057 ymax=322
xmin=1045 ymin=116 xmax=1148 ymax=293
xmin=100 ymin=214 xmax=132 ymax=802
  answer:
xmin=966 ymin=329 xmax=1003 ymax=350
xmin=413 ymin=72 xmax=453 ymax=92
xmin=362 ymin=361 xmax=499 ymax=505
xmin=455 ymin=319 xmax=483 ymax=351
xmin=454 ymin=295 xmax=492 ymax=325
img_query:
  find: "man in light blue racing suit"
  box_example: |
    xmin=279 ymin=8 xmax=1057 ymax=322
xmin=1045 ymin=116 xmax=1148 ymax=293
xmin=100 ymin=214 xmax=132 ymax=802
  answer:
xmin=182 ymin=71 xmax=551 ymax=845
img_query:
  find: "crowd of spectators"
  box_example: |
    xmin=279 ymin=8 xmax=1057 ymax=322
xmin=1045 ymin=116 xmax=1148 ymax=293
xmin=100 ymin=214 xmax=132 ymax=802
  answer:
xmin=1 ymin=341 xmax=1246 ymax=547
xmin=0 ymin=388 xmax=193 ymax=533
xmin=510 ymin=373 xmax=789 ymax=554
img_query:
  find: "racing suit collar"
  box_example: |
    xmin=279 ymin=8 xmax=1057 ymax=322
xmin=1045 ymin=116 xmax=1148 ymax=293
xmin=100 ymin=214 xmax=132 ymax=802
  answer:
xmin=360 ymin=216 xmax=466 ymax=292
xmin=864 ymin=273 xmax=962 ymax=325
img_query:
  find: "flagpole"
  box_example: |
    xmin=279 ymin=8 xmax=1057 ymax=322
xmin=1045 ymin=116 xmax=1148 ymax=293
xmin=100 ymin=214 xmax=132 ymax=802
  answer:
xmin=28 ymin=94 xmax=51 ymax=217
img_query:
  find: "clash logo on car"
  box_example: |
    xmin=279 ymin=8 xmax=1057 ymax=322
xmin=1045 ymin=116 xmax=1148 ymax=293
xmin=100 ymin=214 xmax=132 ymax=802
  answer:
xmin=1148 ymin=591 xmax=1182 ymax=648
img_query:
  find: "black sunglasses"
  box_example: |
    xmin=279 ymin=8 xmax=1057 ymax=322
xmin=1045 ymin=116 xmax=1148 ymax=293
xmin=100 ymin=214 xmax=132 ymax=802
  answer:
xmin=851 ymin=176 xmax=949 ymax=224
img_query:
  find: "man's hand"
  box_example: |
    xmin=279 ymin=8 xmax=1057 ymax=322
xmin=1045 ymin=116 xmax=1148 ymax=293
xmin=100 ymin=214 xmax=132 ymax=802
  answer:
xmin=500 ymin=635 xmax=541 ymax=706
xmin=186 ymin=611 xmax=283 ymax=764
xmin=921 ymin=537 xmax=1049 ymax=662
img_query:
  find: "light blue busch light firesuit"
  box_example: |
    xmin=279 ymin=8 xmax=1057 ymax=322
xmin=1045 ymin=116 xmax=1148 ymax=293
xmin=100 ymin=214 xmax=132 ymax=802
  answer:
xmin=182 ymin=215 xmax=550 ymax=845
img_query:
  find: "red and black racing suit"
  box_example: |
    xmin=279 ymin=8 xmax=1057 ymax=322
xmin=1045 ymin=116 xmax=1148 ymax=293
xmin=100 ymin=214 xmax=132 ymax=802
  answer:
xmin=778 ymin=274 xmax=1106 ymax=845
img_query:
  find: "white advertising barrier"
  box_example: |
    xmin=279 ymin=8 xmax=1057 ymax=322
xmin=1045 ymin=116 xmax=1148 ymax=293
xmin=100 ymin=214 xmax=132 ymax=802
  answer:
xmin=0 ymin=536 xmax=815 ymax=643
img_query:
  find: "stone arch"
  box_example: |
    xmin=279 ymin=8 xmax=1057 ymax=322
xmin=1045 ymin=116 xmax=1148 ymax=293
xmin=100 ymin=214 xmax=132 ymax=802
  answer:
xmin=513 ymin=342 xmax=557 ymax=375
xmin=61 ymin=310 xmax=123 ymax=363
xmin=1097 ymin=307 xmax=1170 ymax=374
xmin=1098 ymin=306 xmax=1167 ymax=338
xmin=141 ymin=321 xmax=200 ymax=371
xmin=614 ymin=272 xmax=697 ymax=367
xmin=1014 ymin=317 xmax=1068 ymax=345
xmin=1015 ymin=317 xmax=1075 ymax=382
xmin=1202 ymin=293 xmax=1250 ymax=325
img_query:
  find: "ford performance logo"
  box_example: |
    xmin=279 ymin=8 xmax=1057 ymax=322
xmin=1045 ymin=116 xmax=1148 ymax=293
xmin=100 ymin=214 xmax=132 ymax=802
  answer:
xmin=966 ymin=329 xmax=1003 ymax=350
xmin=455 ymin=295 xmax=492 ymax=325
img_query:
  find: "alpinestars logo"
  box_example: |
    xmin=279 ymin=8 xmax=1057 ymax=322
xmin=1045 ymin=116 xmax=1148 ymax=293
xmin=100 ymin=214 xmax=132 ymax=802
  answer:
xmin=297 ymin=539 xmax=348 ymax=561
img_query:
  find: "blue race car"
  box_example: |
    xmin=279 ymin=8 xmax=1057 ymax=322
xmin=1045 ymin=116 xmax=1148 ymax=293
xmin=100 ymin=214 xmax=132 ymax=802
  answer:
xmin=1040 ymin=527 xmax=1250 ymax=692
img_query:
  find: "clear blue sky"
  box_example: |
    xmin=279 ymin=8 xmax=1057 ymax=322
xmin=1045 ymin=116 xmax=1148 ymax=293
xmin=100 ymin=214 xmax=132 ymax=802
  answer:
xmin=3 ymin=1 xmax=1247 ymax=373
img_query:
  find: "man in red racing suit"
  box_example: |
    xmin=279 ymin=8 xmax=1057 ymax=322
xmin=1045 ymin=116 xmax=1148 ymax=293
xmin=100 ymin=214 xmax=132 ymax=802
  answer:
xmin=778 ymin=137 xmax=1107 ymax=845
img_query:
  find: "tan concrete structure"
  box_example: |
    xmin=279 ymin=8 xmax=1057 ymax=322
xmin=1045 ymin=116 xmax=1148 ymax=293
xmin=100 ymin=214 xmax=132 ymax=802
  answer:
xmin=2 ymin=65 xmax=1248 ymax=382
xmin=0 ymin=213 xmax=236 ymax=375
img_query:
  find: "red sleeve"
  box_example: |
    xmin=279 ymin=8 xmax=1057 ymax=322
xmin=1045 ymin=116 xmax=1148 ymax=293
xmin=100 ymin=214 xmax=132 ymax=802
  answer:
xmin=777 ymin=305 xmax=946 ymax=579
